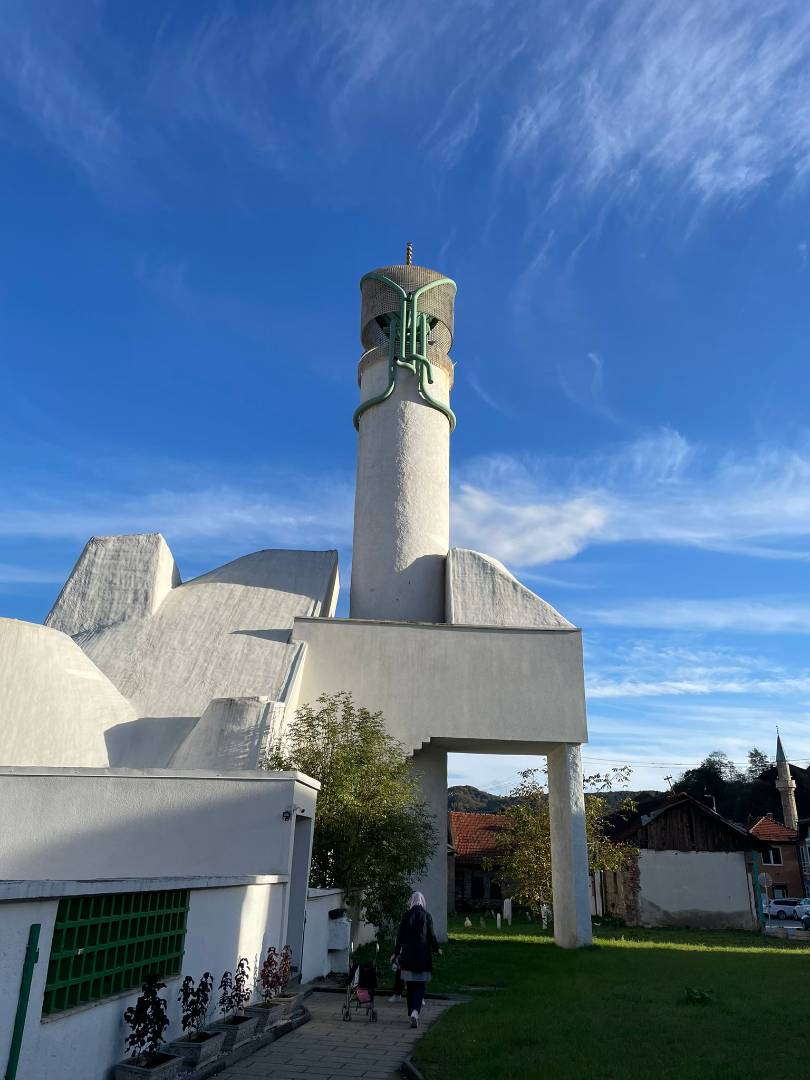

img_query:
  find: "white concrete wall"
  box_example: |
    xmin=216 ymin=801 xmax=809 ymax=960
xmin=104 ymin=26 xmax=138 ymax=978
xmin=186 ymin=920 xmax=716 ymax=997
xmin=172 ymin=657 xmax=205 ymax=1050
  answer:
xmin=0 ymin=620 xmax=134 ymax=767
xmin=638 ymin=850 xmax=758 ymax=930
xmin=446 ymin=549 xmax=573 ymax=629
xmin=301 ymin=888 xmax=346 ymax=983
xmin=0 ymin=768 xmax=318 ymax=882
xmin=293 ymin=617 xmax=587 ymax=754
xmin=412 ymin=743 xmax=449 ymax=941
xmin=350 ymin=351 xmax=450 ymax=623
xmin=0 ymin=881 xmax=287 ymax=1080
xmin=45 ymin=533 xmax=180 ymax=638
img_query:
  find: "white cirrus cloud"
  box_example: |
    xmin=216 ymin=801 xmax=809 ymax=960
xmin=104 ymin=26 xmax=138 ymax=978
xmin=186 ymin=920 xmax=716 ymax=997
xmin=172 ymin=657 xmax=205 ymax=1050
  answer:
xmin=452 ymin=428 xmax=810 ymax=566
xmin=502 ymin=0 xmax=810 ymax=209
xmin=585 ymin=598 xmax=810 ymax=635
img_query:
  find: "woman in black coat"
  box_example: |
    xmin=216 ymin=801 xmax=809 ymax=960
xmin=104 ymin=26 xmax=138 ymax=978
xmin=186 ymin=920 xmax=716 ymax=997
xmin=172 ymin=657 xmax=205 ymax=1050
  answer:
xmin=392 ymin=891 xmax=440 ymax=1027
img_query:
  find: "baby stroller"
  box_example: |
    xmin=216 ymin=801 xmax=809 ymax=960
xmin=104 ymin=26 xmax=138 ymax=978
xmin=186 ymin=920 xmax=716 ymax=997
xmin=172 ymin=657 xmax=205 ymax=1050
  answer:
xmin=341 ymin=956 xmax=378 ymax=1022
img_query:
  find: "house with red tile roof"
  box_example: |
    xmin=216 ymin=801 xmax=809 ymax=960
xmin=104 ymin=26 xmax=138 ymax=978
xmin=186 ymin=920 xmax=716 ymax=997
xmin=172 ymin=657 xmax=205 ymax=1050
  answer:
xmin=448 ymin=811 xmax=511 ymax=911
xmin=749 ymin=814 xmax=802 ymax=900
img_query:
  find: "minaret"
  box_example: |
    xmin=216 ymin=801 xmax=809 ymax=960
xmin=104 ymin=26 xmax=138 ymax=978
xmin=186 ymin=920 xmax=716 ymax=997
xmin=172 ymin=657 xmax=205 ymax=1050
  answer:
xmin=776 ymin=734 xmax=799 ymax=831
xmin=349 ymin=248 xmax=457 ymax=623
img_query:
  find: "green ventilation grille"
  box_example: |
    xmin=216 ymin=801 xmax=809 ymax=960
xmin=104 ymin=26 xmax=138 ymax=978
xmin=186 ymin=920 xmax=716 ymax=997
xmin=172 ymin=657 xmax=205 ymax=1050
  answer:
xmin=42 ymin=890 xmax=189 ymax=1016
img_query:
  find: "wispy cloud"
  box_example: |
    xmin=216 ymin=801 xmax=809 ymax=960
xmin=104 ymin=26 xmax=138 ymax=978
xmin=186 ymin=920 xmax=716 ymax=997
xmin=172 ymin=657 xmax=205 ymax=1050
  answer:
xmin=0 ymin=1 xmax=125 ymax=182
xmin=0 ymin=476 xmax=354 ymax=557
xmin=503 ymin=1 xmax=810 ymax=211
xmin=3 ymin=0 xmax=808 ymax=218
xmin=0 ymin=563 xmax=64 ymax=585
xmin=467 ymin=372 xmax=512 ymax=417
xmin=453 ymin=428 xmax=810 ymax=566
xmin=586 ymin=598 xmax=810 ymax=635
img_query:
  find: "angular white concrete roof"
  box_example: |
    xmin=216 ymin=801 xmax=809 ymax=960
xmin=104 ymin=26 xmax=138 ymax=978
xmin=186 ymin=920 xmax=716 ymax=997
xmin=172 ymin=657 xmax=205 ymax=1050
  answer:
xmin=446 ymin=548 xmax=574 ymax=629
xmin=0 ymin=618 xmax=135 ymax=766
xmin=44 ymin=539 xmax=339 ymax=766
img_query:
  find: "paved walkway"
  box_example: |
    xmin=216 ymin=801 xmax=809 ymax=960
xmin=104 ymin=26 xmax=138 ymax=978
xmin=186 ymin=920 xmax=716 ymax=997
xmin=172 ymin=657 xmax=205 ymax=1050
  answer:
xmin=218 ymin=991 xmax=453 ymax=1080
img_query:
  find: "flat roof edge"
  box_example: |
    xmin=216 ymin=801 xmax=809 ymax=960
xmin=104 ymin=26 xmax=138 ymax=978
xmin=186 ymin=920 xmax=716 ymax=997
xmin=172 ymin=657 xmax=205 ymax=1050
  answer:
xmin=294 ymin=616 xmax=581 ymax=633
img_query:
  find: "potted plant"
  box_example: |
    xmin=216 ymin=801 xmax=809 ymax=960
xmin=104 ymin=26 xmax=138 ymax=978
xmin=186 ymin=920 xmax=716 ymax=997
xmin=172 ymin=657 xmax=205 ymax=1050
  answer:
xmin=246 ymin=945 xmax=304 ymax=1024
xmin=115 ymin=975 xmax=181 ymax=1079
xmin=210 ymin=959 xmax=257 ymax=1051
xmin=167 ymin=972 xmax=226 ymax=1068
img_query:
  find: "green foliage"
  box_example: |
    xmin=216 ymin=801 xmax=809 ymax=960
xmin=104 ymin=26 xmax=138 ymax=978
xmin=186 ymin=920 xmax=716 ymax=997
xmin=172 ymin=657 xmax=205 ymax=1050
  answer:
xmin=484 ymin=767 xmax=638 ymax=914
xmin=673 ymin=746 xmax=809 ymax=821
xmin=746 ymin=748 xmax=770 ymax=781
xmin=265 ymin=691 xmax=436 ymax=928
xmin=448 ymin=785 xmax=515 ymax=813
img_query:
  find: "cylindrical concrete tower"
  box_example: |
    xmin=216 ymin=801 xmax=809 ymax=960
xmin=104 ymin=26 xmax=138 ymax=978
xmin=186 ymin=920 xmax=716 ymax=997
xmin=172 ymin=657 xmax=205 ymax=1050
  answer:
xmin=349 ymin=256 xmax=457 ymax=623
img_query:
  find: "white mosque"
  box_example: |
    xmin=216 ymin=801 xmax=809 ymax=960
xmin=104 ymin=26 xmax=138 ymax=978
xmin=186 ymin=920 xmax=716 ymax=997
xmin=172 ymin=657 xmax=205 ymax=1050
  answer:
xmin=0 ymin=253 xmax=592 ymax=948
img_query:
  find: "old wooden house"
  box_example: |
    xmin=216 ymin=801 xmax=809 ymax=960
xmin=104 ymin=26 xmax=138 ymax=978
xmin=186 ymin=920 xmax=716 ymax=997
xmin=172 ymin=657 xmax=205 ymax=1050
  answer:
xmin=601 ymin=791 xmax=767 ymax=930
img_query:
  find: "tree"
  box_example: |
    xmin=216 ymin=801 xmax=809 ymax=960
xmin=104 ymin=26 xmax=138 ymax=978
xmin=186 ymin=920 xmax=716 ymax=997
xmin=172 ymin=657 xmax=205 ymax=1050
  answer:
xmin=265 ymin=691 xmax=436 ymax=928
xmin=484 ymin=767 xmax=637 ymax=914
xmin=746 ymin=748 xmax=770 ymax=782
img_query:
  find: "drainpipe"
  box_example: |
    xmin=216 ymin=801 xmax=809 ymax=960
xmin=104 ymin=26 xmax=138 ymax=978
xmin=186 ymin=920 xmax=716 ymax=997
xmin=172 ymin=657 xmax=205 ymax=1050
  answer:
xmin=4 ymin=923 xmax=41 ymax=1080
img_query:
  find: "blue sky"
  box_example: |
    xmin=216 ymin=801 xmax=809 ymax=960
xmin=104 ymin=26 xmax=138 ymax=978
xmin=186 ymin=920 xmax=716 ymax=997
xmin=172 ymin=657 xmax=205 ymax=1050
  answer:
xmin=3 ymin=0 xmax=810 ymax=793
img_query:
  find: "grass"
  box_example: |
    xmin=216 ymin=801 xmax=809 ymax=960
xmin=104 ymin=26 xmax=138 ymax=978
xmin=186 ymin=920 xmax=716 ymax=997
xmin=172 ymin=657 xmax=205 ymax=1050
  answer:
xmin=407 ymin=917 xmax=809 ymax=1080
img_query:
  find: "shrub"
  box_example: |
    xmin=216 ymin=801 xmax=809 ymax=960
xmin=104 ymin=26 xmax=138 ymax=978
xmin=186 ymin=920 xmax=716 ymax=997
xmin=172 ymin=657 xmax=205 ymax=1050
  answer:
xmin=123 ymin=975 xmax=170 ymax=1066
xmin=178 ymin=972 xmax=213 ymax=1039
xmin=219 ymin=958 xmax=251 ymax=1018
xmin=260 ymin=945 xmax=293 ymax=1001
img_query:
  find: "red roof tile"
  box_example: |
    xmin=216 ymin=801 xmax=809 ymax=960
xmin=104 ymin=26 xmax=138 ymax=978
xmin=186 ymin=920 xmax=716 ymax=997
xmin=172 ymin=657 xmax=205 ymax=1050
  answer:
xmin=750 ymin=815 xmax=797 ymax=842
xmin=449 ymin=811 xmax=510 ymax=861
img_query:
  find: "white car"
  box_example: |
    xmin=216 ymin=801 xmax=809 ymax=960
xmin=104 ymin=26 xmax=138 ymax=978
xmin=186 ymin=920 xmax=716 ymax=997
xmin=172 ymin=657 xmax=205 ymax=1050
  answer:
xmin=794 ymin=899 xmax=810 ymax=921
xmin=766 ymin=898 xmax=804 ymax=919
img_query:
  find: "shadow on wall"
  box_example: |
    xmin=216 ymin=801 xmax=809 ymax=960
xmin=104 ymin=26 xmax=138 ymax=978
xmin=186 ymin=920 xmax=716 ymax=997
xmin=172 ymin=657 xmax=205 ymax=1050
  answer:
xmin=230 ymin=629 xmax=292 ymax=644
xmin=105 ymin=716 xmax=199 ymax=768
xmin=1 ymin=778 xmax=298 ymax=883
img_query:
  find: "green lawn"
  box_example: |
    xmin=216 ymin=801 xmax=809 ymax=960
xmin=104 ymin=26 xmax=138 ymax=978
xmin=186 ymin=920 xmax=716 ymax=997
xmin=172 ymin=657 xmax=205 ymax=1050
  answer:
xmin=410 ymin=918 xmax=809 ymax=1080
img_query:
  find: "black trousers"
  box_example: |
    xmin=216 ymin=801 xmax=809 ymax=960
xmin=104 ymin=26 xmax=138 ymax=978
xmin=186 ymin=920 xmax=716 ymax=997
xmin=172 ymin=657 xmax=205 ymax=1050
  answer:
xmin=406 ymin=981 xmax=425 ymax=1015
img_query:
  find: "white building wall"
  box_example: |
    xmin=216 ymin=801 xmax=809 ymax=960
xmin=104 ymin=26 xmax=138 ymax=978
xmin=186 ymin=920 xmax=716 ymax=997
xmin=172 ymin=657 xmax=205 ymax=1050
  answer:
xmin=301 ymin=888 xmax=348 ymax=983
xmin=638 ymin=850 xmax=757 ymax=930
xmin=293 ymin=618 xmax=587 ymax=754
xmin=0 ymin=881 xmax=287 ymax=1080
xmin=0 ymin=768 xmax=317 ymax=883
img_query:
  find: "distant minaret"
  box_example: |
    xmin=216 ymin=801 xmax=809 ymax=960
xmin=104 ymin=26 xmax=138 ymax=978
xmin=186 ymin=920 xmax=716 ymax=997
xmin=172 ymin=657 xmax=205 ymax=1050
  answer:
xmin=776 ymin=734 xmax=799 ymax=831
xmin=350 ymin=248 xmax=457 ymax=623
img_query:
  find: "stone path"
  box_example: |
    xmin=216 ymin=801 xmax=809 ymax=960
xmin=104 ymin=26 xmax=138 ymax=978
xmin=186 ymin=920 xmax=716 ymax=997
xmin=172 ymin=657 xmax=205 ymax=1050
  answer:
xmin=217 ymin=990 xmax=453 ymax=1080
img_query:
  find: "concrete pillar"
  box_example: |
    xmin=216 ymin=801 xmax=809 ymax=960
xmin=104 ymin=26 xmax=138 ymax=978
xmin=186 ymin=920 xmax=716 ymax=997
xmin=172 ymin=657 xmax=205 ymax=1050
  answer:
xmin=349 ymin=263 xmax=456 ymax=624
xmin=411 ymin=741 xmax=448 ymax=941
xmin=547 ymin=743 xmax=592 ymax=948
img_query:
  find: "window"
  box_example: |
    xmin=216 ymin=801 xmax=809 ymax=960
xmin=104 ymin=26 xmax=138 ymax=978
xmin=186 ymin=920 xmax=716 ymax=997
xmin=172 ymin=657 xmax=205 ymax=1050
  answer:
xmin=772 ymin=886 xmax=788 ymax=899
xmin=43 ymin=890 xmax=189 ymax=1016
xmin=762 ymin=847 xmax=783 ymax=865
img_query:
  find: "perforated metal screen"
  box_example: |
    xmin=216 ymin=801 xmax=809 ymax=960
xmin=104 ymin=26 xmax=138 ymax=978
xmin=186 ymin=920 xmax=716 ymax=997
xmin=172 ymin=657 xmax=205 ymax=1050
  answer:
xmin=42 ymin=889 xmax=189 ymax=1016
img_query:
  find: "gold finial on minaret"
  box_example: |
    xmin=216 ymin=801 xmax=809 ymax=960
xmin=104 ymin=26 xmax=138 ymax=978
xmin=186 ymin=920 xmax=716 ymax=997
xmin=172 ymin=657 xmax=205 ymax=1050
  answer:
xmin=406 ymin=242 xmax=413 ymax=266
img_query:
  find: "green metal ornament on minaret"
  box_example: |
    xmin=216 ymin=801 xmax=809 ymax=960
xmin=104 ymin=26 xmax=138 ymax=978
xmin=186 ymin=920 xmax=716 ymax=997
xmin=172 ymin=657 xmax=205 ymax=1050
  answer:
xmin=353 ymin=244 xmax=457 ymax=431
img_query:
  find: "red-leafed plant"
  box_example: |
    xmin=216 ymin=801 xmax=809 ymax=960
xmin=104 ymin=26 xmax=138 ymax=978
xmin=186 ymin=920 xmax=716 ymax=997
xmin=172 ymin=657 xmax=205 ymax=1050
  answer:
xmin=260 ymin=944 xmax=293 ymax=1001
